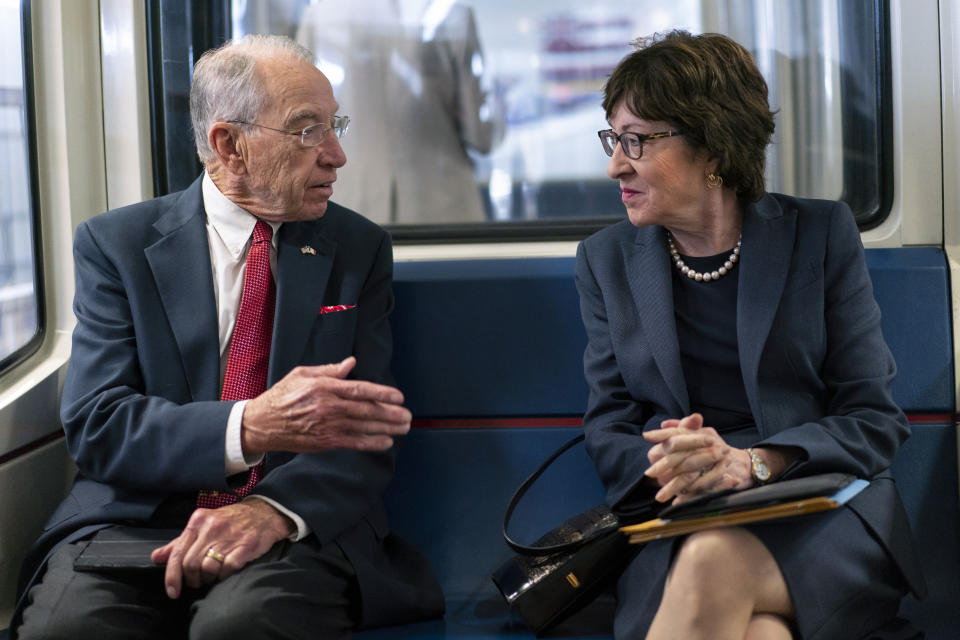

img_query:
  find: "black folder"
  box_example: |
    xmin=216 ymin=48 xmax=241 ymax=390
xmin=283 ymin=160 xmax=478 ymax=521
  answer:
xmin=658 ymin=472 xmax=858 ymax=520
xmin=73 ymin=526 xmax=178 ymax=573
xmin=621 ymin=473 xmax=867 ymax=544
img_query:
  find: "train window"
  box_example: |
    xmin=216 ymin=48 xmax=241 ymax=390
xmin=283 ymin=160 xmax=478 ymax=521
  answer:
xmin=149 ymin=0 xmax=889 ymax=240
xmin=0 ymin=1 xmax=42 ymax=372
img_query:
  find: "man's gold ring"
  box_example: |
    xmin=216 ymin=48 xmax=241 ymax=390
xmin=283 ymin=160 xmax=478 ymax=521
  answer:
xmin=206 ymin=547 xmax=225 ymax=564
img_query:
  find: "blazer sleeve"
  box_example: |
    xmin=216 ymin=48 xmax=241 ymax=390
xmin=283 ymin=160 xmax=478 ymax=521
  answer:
xmin=60 ymin=221 xmax=232 ymax=491
xmin=575 ymin=240 xmax=660 ymax=512
xmin=757 ymin=203 xmax=910 ymax=478
xmin=251 ymin=230 xmax=399 ymax=544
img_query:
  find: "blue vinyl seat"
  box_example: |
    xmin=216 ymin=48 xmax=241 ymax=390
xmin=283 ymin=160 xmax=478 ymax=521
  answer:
xmin=358 ymin=249 xmax=959 ymax=639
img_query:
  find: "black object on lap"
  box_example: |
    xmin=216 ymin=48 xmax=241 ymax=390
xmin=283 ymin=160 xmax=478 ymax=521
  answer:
xmin=73 ymin=526 xmax=178 ymax=573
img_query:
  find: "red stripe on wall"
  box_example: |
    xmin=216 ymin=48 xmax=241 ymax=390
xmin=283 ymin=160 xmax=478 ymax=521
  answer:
xmin=905 ymin=413 xmax=955 ymax=424
xmin=411 ymin=417 xmax=584 ymax=429
xmin=0 ymin=415 xmax=954 ymax=466
xmin=412 ymin=414 xmax=958 ymax=429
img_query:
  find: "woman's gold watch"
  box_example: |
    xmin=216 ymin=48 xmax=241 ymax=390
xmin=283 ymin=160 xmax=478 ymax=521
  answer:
xmin=747 ymin=448 xmax=772 ymax=485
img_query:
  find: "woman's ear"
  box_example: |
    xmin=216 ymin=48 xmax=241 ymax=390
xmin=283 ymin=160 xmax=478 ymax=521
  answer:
xmin=705 ymin=152 xmax=722 ymax=176
xmin=208 ymin=122 xmax=247 ymax=175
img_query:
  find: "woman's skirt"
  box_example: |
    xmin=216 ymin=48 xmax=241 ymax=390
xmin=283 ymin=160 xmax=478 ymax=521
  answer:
xmin=613 ymin=502 xmax=908 ymax=639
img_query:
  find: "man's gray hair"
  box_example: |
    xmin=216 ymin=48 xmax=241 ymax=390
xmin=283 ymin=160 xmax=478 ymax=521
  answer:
xmin=190 ymin=34 xmax=316 ymax=164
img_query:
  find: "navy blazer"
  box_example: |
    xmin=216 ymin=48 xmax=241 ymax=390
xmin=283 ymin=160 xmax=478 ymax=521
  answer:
xmin=575 ymin=193 xmax=925 ymax=598
xmin=17 ymin=177 xmax=443 ymax=628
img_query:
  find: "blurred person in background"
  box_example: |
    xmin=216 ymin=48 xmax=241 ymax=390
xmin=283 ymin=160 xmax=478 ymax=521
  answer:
xmin=297 ymin=0 xmax=503 ymax=224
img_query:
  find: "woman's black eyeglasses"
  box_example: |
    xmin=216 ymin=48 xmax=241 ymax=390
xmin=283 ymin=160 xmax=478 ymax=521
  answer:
xmin=598 ymin=129 xmax=683 ymax=159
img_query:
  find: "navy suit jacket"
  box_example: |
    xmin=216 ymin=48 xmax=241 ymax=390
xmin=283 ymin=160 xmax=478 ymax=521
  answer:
xmin=575 ymin=193 xmax=926 ymax=598
xmin=17 ymin=177 xmax=443 ymax=628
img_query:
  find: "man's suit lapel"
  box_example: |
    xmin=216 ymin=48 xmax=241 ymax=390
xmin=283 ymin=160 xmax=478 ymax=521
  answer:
xmin=626 ymin=225 xmax=689 ymax=412
xmin=268 ymin=216 xmax=338 ymax=384
xmin=144 ymin=180 xmax=221 ymax=401
xmin=737 ymin=194 xmax=796 ymax=420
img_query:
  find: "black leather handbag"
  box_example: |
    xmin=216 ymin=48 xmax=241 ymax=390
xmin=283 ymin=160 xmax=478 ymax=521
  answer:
xmin=491 ymin=435 xmax=643 ymax=636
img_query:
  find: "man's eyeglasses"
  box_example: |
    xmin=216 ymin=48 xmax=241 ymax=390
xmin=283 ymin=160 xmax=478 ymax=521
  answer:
xmin=598 ymin=129 xmax=683 ymax=160
xmin=228 ymin=115 xmax=351 ymax=147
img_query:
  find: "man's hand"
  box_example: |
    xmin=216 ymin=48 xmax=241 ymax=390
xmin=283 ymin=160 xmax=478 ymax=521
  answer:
xmin=241 ymin=356 xmax=411 ymax=456
xmin=150 ymin=498 xmax=294 ymax=599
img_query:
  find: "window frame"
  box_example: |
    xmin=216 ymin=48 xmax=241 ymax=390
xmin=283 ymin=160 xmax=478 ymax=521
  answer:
xmin=839 ymin=0 xmax=893 ymax=231
xmin=145 ymin=0 xmax=894 ymax=243
xmin=0 ymin=0 xmax=46 ymax=376
xmin=144 ymin=0 xmax=229 ymax=197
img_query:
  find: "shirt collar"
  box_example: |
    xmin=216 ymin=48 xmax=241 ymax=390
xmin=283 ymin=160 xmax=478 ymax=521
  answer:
xmin=202 ymin=172 xmax=282 ymax=259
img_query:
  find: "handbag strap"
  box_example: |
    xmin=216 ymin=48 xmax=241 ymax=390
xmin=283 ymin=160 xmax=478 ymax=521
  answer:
xmin=503 ymin=434 xmax=613 ymax=556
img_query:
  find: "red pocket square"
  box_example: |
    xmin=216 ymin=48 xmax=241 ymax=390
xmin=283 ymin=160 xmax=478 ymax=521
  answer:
xmin=319 ymin=304 xmax=356 ymax=315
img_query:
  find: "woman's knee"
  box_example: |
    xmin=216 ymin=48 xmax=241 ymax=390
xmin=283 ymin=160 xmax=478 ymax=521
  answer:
xmin=669 ymin=528 xmax=758 ymax=584
xmin=667 ymin=528 xmax=793 ymax=617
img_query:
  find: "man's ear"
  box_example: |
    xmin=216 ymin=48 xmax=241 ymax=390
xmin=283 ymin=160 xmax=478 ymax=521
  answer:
xmin=208 ymin=122 xmax=247 ymax=175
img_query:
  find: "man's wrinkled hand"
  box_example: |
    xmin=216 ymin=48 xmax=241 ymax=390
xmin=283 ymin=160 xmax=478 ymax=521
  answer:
xmin=150 ymin=498 xmax=293 ymax=599
xmin=241 ymin=356 xmax=411 ymax=456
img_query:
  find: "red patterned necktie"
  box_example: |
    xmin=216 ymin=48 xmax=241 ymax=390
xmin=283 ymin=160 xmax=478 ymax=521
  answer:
xmin=198 ymin=220 xmax=275 ymax=509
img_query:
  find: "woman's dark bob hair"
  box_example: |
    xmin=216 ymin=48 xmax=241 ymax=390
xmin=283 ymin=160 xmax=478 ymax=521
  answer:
xmin=603 ymin=30 xmax=776 ymax=202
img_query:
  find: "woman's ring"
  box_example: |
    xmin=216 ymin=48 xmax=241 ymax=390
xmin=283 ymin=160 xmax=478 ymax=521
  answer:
xmin=699 ymin=466 xmax=710 ymax=477
xmin=206 ymin=547 xmax=225 ymax=564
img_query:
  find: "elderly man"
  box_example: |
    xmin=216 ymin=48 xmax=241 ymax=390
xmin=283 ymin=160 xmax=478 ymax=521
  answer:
xmin=13 ymin=35 xmax=443 ymax=639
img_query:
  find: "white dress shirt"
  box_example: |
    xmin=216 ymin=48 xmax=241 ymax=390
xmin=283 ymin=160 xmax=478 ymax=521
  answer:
xmin=202 ymin=172 xmax=309 ymax=540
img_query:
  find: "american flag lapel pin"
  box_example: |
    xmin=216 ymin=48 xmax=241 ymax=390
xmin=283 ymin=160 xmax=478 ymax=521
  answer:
xmin=300 ymin=245 xmax=317 ymax=255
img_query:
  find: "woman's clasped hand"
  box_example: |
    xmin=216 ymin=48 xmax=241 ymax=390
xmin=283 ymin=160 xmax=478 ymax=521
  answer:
xmin=643 ymin=413 xmax=752 ymax=504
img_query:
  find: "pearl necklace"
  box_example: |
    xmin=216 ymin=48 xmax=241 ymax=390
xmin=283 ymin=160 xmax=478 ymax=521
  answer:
xmin=667 ymin=232 xmax=741 ymax=282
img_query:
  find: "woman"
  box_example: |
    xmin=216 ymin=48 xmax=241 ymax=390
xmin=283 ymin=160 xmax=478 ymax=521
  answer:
xmin=576 ymin=31 xmax=925 ymax=639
